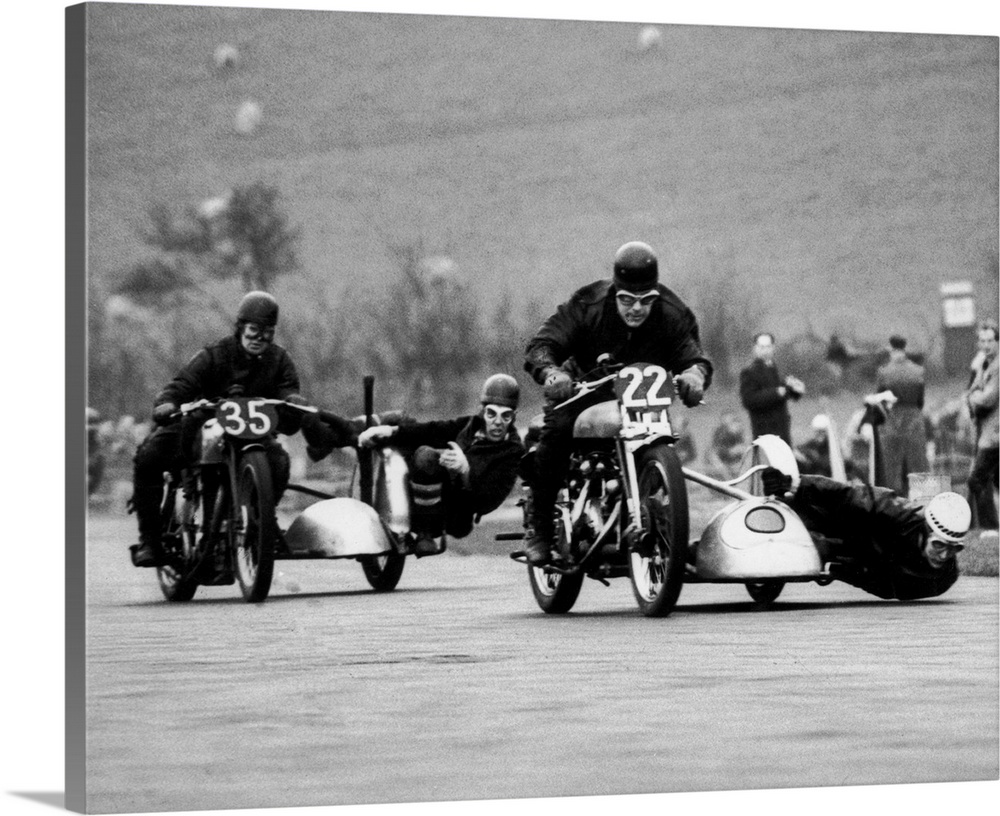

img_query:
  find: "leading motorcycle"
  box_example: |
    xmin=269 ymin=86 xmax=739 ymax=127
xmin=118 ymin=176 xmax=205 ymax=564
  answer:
xmin=507 ymin=359 xmax=691 ymax=617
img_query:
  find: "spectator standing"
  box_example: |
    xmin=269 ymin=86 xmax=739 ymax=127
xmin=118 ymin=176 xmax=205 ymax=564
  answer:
xmin=875 ymin=335 xmax=928 ymax=494
xmin=707 ymin=411 xmax=747 ymax=479
xmin=739 ymin=332 xmax=805 ymax=446
xmin=965 ymin=320 xmax=999 ymax=531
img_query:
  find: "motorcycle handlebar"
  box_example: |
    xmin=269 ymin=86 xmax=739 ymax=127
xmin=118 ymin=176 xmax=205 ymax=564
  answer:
xmin=174 ymin=397 xmax=319 ymax=419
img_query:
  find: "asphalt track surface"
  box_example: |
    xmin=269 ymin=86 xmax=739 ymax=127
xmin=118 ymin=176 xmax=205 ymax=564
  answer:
xmin=85 ymin=514 xmax=998 ymax=814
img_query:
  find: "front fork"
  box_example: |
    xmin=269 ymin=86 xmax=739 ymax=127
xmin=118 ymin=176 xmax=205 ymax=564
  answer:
xmin=618 ymin=437 xmax=645 ymax=543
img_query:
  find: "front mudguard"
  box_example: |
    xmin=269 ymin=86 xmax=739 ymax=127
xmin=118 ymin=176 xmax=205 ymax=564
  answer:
xmin=284 ymin=497 xmax=397 ymax=558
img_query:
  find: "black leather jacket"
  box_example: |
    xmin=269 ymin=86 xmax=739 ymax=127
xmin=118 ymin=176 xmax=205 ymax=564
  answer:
xmin=524 ymin=279 xmax=713 ymax=386
xmin=788 ymin=475 xmax=958 ymax=600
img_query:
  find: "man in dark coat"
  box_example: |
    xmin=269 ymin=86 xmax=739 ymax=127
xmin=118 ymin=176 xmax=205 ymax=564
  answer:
xmin=358 ymin=374 xmax=525 ymax=556
xmin=761 ymin=467 xmax=970 ymax=600
xmin=739 ymin=332 xmax=805 ymax=445
xmin=521 ymin=240 xmax=713 ymax=565
xmin=875 ymin=334 xmax=928 ymax=494
xmin=130 ymin=292 xmax=309 ymax=567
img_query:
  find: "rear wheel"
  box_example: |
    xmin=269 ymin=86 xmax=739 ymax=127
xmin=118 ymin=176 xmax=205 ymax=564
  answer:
xmin=233 ymin=450 xmax=277 ymax=603
xmin=746 ymin=580 xmax=785 ymax=605
xmin=156 ymin=480 xmax=198 ymax=602
xmin=629 ymin=444 xmax=689 ymax=617
xmin=361 ymin=552 xmax=406 ymax=592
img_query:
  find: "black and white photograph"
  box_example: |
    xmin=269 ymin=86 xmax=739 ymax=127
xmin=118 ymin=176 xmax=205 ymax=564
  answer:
xmin=5 ymin=2 xmax=1000 ymax=816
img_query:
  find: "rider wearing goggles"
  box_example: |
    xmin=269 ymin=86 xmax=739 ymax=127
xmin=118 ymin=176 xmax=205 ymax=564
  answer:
xmin=130 ymin=291 xmax=308 ymax=568
xmin=357 ymin=373 xmax=525 ymax=556
xmin=522 ymin=240 xmax=713 ymax=566
xmin=762 ymin=468 xmax=971 ymax=600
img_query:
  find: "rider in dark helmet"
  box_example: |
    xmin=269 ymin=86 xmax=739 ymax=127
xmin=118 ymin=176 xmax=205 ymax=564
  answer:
xmin=356 ymin=373 xmax=525 ymax=556
xmin=129 ymin=291 xmax=312 ymax=568
xmin=522 ymin=240 xmax=713 ymax=566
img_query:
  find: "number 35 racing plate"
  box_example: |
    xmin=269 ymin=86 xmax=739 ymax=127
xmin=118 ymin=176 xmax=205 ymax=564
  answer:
xmin=615 ymin=364 xmax=675 ymax=410
xmin=217 ymin=398 xmax=279 ymax=438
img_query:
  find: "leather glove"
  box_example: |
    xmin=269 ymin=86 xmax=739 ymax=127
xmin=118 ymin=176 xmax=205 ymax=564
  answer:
xmin=440 ymin=442 xmax=470 ymax=481
xmin=675 ymin=366 xmax=706 ymax=407
xmin=761 ymin=466 xmax=792 ymax=497
xmin=358 ymin=425 xmax=395 ymax=448
xmin=543 ymin=369 xmax=574 ymax=403
xmin=152 ymin=402 xmax=177 ymax=425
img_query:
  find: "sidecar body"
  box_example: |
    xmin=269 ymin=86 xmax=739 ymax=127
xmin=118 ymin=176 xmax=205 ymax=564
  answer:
xmin=689 ymin=496 xmax=823 ymax=582
xmin=283 ymin=497 xmax=395 ymax=558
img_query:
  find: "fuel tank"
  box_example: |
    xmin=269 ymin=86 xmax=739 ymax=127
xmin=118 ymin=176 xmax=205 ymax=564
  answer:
xmin=694 ymin=497 xmax=822 ymax=581
xmin=573 ymin=400 xmax=621 ymax=438
xmin=283 ymin=497 xmax=394 ymax=558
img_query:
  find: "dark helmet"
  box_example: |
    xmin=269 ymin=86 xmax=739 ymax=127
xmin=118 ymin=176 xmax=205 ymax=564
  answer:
xmin=613 ymin=241 xmax=658 ymax=292
xmin=236 ymin=291 xmax=279 ymax=327
xmin=480 ymin=374 xmax=520 ymax=409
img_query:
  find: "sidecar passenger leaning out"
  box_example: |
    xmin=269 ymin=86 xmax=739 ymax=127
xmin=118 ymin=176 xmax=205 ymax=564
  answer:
xmin=358 ymin=374 xmax=525 ymax=556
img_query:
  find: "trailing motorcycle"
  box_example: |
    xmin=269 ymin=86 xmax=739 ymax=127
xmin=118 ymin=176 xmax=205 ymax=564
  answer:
xmin=155 ymin=395 xmax=316 ymax=603
xmin=507 ymin=360 xmax=691 ymax=617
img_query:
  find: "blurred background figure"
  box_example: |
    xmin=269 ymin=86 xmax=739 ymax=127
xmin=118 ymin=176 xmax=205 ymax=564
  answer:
xmin=965 ymin=320 xmax=999 ymax=531
xmin=739 ymin=332 xmax=805 ymax=446
xmin=796 ymin=414 xmax=833 ymax=477
xmin=672 ymin=414 xmax=697 ymax=466
xmin=706 ymin=411 xmax=746 ymax=479
xmin=843 ymin=408 xmax=875 ymax=485
xmin=87 ymin=408 xmax=107 ymax=496
xmin=875 ymin=334 xmax=928 ymax=494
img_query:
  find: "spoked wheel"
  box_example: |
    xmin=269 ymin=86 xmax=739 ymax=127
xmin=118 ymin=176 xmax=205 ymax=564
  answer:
xmin=233 ymin=450 xmax=277 ymax=603
xmin=528 ymin=507 xmax=585 ymax=614
xmin=629 ymin=444 xmax=689 ymax=617
xmin=361 ymin=552 xmax=406 ymax=592
xmin=746 ymin=580 xmax=785 ymax=605
xmin=156 ymin=482 xmax=199 ymax=602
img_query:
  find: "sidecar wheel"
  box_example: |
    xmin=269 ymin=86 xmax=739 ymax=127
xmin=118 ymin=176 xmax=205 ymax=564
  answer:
xmin=361 ymin=552 xmax=405 ymax=592
xmin=156 ymin=482 xmax=198 ymax=602
xmin=233 ymin=450 xmax=277 ymax=603
xmin=746 ymin=580 xmax=785 ymax=605
xmin=629 ymin=444 xmax=689 ymax=617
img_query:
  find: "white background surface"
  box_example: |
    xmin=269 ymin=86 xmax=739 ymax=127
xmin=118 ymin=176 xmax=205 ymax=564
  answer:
xmin=3 ymin=2 xmax=997 ymax=816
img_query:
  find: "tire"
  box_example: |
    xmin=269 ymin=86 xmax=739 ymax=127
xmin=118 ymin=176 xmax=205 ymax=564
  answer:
xmin=156 ymin=481 xmax=199 ymax=602
xmin=361 ymin=552 xmax=406 ymax=592
xmin=233 ymin=450 xmax=277 ymax=603
xmin=746 ymin=580 xmax=785 ymax=605
xmin=528 ymin=508 xmax=584 ymax=614
xmin=628 ymin=444 xmax=689 ymax=617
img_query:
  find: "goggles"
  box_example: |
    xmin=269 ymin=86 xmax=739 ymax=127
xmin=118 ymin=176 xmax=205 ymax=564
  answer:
xmin=242 ymin=323 xmax=275 ymax=342
xmin=615 ymin=290 xmax=659 ymax=309
xmin=483 ymin=404 xmax=515 ymax=423
xmin=927 ymin=536 xmax=964 ymax=555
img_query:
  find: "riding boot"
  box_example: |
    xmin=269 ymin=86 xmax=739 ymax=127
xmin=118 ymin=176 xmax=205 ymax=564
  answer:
xmin=129 ymin=485 xmax=164 ymax=567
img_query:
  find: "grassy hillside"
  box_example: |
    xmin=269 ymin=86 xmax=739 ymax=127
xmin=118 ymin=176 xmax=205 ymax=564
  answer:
xmin=83 ymin=4 xmax=998 ymax=426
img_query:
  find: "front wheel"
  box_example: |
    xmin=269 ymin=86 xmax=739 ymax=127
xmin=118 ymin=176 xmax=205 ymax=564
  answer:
xmin=628 ymin=444 xmax=689 ymax=617
xmin=233 ymin=450 xmax=277 ymax=603
xmin=156 ymin=481 xmax=198 ymax=602
xmin=528 ymin=506 xmax=584 ymax=614
xmin=361 ymin=552 xmax=406 ymax=592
